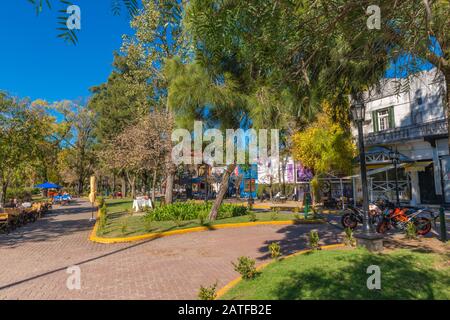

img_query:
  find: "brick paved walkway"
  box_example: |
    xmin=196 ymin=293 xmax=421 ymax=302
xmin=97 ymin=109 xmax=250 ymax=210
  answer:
xmin=0 ymin=199 xmax=342 ymax=300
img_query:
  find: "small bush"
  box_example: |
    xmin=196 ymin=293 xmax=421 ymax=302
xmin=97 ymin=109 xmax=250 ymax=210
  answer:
xmin=294 ymin=213 xmax=301 ymax=220
xmin=270 ymin=211 xmax=279 ymax=221
xmin=198 ymin=282 xmax=218 ymax=300
xmin=344 ymin=227 xmax=356 ymax=247
xmin=96 ymin=197 xmax=105 ymax=208
xmin=6 ymin=188 xmax=34 ymax=202
xmin=232 ymin=256 xmax=258 ymax=279
xmin=308 ymin=230 xmax=320 ymax=250
xmin=98 ymin=204 xmax=108 ymax=233
xmin=121 ymin=217 xmax=129 ymax=234
xmin=143 ymin=216 xmax=153 ymax=232
xmin=198 ymin=211 xmax=209 ymax=225
xmin=249 ymin=211 xmax=257 ymax=222
xmin=268 ymin=242 xmax=281 ymax=260
xmin=405 ymin=222 xmax=417 ymax=239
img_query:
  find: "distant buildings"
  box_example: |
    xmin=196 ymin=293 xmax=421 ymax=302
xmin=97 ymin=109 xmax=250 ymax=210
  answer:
xmin=352 ymin=68 xmax=449 ymax=205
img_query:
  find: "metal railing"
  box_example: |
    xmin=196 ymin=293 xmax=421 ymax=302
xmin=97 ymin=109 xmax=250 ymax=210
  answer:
xmin=364 ymin=118 xmax=448 ymax=146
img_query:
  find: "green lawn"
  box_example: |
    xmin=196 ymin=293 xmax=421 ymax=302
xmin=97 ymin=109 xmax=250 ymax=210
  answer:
xmin=98 ymin=198 xmax=320 ymax=238
xmin=221 ymin=248 xmax=450 ymax=300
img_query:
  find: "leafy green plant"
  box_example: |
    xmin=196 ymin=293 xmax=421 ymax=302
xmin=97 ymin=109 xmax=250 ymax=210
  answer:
xmin=198 ymin=211 xmax=209 ymax=225
xmin=405 ymin=222 xmax=417 ymax=239
xmin=270 ymin=211 xmax=279 ymax=221
xmin=198 ymin=282 xmax=218 ymax=300
xmin=249 ymin=211 xmax=257 ymax=222
xmin=96 ymin=197 xmax=105 ymax=208
xmin=98 ymin=204 xmax=108 ymax=234
xmin=143 ymin=216 xmax=153 ymax=232
xmin=308 ymin=230 xmax=320 ymax=250
xmin=232 ymin=256 xmax=258 ymax=280
xmin=268 ymin=242 xmax=281 ymax=260
xmin=121 ymin=217 xmax=129 ymax=235
xmin=344 ymin=227 xmax=356 ymax=247
xmin=294 ymin=213 xmax=301 ymax=221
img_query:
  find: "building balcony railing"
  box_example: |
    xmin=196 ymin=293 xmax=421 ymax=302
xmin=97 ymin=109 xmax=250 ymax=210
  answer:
xmin=364 ymin=118 xmax=448 ymax=146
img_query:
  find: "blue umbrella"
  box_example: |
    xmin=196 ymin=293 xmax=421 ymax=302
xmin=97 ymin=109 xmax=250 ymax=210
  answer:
xmin=35 ymin=182 xmax=62 ymax=189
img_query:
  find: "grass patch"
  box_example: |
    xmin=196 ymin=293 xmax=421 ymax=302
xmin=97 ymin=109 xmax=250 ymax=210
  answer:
xmin=98 ymin=198 xmax=318 ymax=238
xmin=221 ymin=248 xmax=450 ymax=300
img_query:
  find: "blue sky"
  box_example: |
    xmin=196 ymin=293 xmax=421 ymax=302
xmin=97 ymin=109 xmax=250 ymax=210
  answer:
xmin=0 ymin=0 xmax=134 ymax=102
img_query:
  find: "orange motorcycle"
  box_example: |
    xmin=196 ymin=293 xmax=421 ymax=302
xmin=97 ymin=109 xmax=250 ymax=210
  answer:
xmin=376 ymin=207 xmax=434 ymax=236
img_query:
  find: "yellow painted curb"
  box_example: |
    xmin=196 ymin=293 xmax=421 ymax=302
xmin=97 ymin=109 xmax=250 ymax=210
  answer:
xmin=215 ymin=243 xmax=346 ymax=299
xmin=89 ymin=210 xmax=326 ymax=244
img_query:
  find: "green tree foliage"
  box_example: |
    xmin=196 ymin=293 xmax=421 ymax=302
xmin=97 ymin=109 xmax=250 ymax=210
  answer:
xmin=0 ymin=93 xmax=58 ymax=204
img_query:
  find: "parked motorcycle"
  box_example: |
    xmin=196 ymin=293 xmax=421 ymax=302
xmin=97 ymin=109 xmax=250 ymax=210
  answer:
xmin=376 ymin=207 xmax=435 ymax=235
xmin=341 ymin=203 xmax=384 ymax=229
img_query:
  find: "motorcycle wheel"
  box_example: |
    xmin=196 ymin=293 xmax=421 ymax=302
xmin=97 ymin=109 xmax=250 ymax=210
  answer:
xmin=376 ymin=221 xmax=389 ymax=234
xmin=341 ymin=212 xmax=358 ymax=229
xmin=414 ymin=218 xmax=432 ymax=236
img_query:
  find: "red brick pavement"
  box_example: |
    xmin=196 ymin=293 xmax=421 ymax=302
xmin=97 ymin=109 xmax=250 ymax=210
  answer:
xmin=0 ymin=199 xmax=342 ymax=300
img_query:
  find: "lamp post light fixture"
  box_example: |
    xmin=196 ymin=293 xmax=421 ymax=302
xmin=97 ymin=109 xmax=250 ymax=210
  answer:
xmin=351 ymin=101 xmax=383 ymax=251
xmin=389 ymin=149 xmax=401 ymax=206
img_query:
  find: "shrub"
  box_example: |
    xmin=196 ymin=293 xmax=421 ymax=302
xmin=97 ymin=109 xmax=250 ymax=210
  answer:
xmin=268 ymin=242 xmax=281 ymax=260
xmin=143 ymin=216 xmax=153 ymax=232
xmin=232 ymin=256 xmax=258 ymax=279
xmin=145 ymin=202 xmax=248 ymax=222
xmin=6 ymin=188 xmax=33 ymax=202
xmin=218 ymin=204 xmax=248 ymax=219
xmin=98 ymin=204 xmax=108 ymax=233
xmin=198 ymin=210 xmax=210 ymax=225
xmin=308 ymin=230 xmax=320 ymax=250
xmin=198 ymin=282 xmax=218 ymax=300
xmin=405 ymin=222 xmax=417 ymax=239
xmin=249 ymin=211 xmax=257 ymax=222
xmin=231 ymin=205 xmax=248 ymax=217
xmin=121 ymin=217 xmax=129 ymax=234
xmin=344 ymin=227 xmax=356 ymax=247
xmin=96 ymin=197 xmax=105 ymax=208
xmin=270 ymin=211 xmax=279 ymax=221
xmin=294 ymin=213 xmax=301 ymax=220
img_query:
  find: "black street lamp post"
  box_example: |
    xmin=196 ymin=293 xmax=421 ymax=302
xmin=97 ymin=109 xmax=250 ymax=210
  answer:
xmin=351 ymin=101 xmax=383 ymax=252
xmin=351 ymin=102 xmax=374 ymax=234
xmin=389 ymin=149 xmax=401 ymax=207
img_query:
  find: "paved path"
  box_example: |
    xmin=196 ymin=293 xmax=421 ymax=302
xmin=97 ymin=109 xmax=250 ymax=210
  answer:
xmin=0 ymin=200 xmax=342 ymax=300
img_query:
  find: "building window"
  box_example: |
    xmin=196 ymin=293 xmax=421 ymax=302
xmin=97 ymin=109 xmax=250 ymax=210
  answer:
xmin=372 ymin=107 xmax=395 ymax=132
xmin=378 ymin=109 xmax=390 ymax=131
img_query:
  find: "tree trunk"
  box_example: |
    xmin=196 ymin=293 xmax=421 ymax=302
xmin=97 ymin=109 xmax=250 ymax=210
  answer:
xmin=269 ymin=176 xmax=273 ymax=200
xmin=112 ymin=172 xmax=116 ymax=195
xmin=208 ymin=164 xmax=236 ymax=220
xmin=126 ymin=172 xmax=137 ymax=199
xmin=281 ymin=158 xmax=286 ymax=195
xmin=77 ymin=177 xmax=83 ymax=196
xmin=0 ymin=179 xmax=8 ymax=207
xmin=121 ymin=173 xmax=126 ymax=198
xmin=151 ymin=170 xmax=157 ymax=203
xmin=165 ymin=164 xmax=176 ymax=204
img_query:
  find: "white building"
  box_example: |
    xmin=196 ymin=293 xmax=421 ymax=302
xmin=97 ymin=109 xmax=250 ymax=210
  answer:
xmin=352 ymin=68 xmax=448 ymax=205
